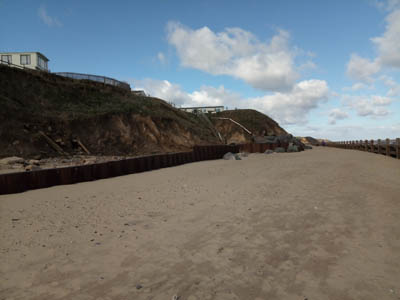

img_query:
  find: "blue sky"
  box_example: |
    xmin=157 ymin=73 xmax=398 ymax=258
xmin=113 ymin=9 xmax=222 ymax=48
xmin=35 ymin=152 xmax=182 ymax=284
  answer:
xmin=1 ymin=0 xmax=399 ymax=140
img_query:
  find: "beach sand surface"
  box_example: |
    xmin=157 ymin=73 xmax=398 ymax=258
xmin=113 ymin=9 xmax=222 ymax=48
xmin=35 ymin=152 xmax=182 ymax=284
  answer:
xmin=1 ymin=147 xmax=399 ymax=300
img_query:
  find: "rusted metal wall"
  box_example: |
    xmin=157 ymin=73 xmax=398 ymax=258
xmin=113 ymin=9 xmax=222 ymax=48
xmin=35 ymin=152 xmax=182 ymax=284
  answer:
xmin=0 ymin=145 xmax=239 ymax=195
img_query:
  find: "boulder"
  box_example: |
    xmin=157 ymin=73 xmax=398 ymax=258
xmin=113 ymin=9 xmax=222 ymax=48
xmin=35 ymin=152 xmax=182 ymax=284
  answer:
xmin=264 ymin=150 xmax=274 ymax=154
xmin=239 ymin=152 xmax=249 ymax=158
xmin=287 ymin=144 xmax=299 ymax=152
xmin=0 ymin=156 xmax=24 ymax=165
xmin=274 ymin=147 xmax=286 ymax=153
xmin=305 ymin=145 xmax=313 ymax=150
xmin=223 ymin=152 xmax=236 ymax=160
xmin=276 ymin=134 xmax=305 ymax=150
xmin=223 ymin=152 xmax=242 ymax=160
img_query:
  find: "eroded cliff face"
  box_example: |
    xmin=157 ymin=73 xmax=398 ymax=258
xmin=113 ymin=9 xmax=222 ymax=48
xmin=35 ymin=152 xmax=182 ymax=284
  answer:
xmin=0 ymin=65 xmax=220 ymax=158
xmin=71 ymin=113 xmax=218 ymax=155
xmin=0 ymin=65 xmax=289 ymax=158
xmin=212 ymin=109 xmax=288 ymax=144
xmin=213 ymin=121 xmax=250 ymax=144
xmin=1 ymin=112 xmax=220 ymax=158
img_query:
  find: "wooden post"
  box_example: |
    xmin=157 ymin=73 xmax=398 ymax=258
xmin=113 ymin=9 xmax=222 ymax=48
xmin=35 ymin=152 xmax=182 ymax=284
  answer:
xmin=386 ymin=138 xmax=390 ymax=156
xmin=370 ymin=140 xmax=374 ymax=153
xmin=377 ymin=139 xmax=381 ymax=154
xmin=396 ymin=138 xmax=400 ymax=159
xmin=364 ymin=140 xmax=368 ymax=151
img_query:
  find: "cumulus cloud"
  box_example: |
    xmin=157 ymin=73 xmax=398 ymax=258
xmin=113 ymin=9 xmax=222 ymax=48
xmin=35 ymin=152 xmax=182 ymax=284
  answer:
xmin=247 ymin=80 xmax=330 ymax=125
xmin=380 ymin=75 xmax=400 ymax=96
xmin=131 ymin=79 xmax=191 ymax=106
xmin=346 ymin=54 xmax=380 ymax=83
xmin=328 ymin=108 xmax=349 ymax=125
xmin=131 ymin=78 xmax=330 ymax=126
xmin=374 ymin=0 xmax=400 ymax=10
xmin=342 ymin=94 xmax=392 ymax=117
xmin=131 ymin=79 xmax=241 ymax=108
xmin=38 ymin=4 xmax=62 ymax=27
xmin=166 ymin=22 xmax=300 ymax=92
xmin=372 ymin=9 xmax=400 ymax=68
xmin=294 ymin=123 xmax=400 ymax=141
xmin=157 ymin=52 xmax=166 ymax=65
xmin=346 ymin=6 xmax=400 ymax=83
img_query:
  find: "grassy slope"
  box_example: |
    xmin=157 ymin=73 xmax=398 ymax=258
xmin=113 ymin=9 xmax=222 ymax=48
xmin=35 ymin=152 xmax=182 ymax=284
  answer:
xmin=0 ymin=65 xmax=214 ymax=137
xmin=0 ymin=65 xmax=218 ymax=157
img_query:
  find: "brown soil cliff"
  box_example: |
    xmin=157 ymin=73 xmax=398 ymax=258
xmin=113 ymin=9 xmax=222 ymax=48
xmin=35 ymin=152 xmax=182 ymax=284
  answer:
xmin=0 ymin=65 xmax=220 ymax=158
xmin=0 ymin=65 xmax=289 ymax=158
xmin=213 ymin=109 xmax=287 ymax=144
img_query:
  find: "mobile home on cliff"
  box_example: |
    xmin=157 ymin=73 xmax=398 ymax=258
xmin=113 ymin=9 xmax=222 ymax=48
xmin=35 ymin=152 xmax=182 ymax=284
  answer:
xmin=0 ymin=52 xmax=49 ymax=71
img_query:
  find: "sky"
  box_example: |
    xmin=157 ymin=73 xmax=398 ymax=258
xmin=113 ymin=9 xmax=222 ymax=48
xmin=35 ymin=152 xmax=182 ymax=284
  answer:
xmin=1 ymin=0 xmax=399 ymax=140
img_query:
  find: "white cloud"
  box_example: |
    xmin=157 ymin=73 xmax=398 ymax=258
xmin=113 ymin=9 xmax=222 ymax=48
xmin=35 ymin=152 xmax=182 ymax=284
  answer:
xmin=342 ymin=94 xmax=392 ymax=117
xmin=346 ymin=6 xmax=400 ymax=83
xmin=342 ymin=82 xmax=373 ymax=92
xmin=247 ymin=80 xmax=330 ymax=125
xmin=371 ymin=95 xmax=393 ymax=105
xmin=328 ymin=108 xmax=349 ymax=125
xmin=130 ymin=78 xmax=330 ymax=126
xmin=38 ymin=5 xmax=62 ymax=27
xmin=346 ymin=54 xmax=380 ymax=83
xmin=380 ymin=75 xmax=400 ymax=96
xmin=374 ymin=0 xmax=400 ymax=12
xmin=157 ymin=52 xmax=166 ymax=65
xmin=131 ymin=78 xmax=242 ymax=108
xmin=293 ymin=123 xmax=400 ymax=141
xmin=166 ymin=22 xmax=301 ymax=91
xmin=131 ymin=79 xmax=191 ymax=106
xmin=372 ymin=9 xmax=400 ymax=68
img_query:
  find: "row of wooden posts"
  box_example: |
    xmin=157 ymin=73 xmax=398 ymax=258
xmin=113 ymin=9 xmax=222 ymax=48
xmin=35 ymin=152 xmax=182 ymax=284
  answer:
xmin=328 ymin=138 xmax=400 ymax=159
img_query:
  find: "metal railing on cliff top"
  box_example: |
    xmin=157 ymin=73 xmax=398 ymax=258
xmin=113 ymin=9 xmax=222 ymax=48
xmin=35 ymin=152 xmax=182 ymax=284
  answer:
xmin=54 ymin=72 xmax=131 ymax=91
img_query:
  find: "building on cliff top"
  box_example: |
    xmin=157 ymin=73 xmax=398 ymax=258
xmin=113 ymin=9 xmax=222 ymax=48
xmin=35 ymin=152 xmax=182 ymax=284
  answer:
xmin=0 ymin=52 xmax=49 ymax=71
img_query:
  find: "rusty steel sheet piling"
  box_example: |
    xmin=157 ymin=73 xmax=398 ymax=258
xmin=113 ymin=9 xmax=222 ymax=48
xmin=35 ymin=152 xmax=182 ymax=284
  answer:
xmin=1 ymin=144 xmax=246 ymax=195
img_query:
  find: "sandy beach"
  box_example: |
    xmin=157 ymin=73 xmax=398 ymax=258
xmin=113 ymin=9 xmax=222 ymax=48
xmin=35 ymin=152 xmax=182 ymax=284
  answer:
xmin=1 ymin=147 xmax=399 ymax=300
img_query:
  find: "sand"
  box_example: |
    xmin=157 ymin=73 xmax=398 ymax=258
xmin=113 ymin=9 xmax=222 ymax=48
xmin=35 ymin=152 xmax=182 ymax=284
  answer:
xmin=1 ymin=147 xmax=399 ymax=300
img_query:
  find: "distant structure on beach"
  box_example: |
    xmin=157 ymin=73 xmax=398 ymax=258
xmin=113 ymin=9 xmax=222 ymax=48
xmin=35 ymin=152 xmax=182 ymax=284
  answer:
xmin=180 ymin=106 xmax=224 ymax=114
xmin=0 ymin=52 xmax=49 ymax=71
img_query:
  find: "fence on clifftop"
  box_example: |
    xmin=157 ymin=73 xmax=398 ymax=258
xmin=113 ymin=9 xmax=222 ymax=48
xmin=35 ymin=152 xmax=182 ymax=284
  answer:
xmin=54 ymin=72 xmax=131 ymax=91
xmin=328 ymin=138 xmax=400 ymax=159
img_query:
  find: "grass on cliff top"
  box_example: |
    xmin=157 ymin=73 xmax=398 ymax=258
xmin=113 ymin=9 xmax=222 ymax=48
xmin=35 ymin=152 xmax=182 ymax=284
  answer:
xmin=0 ymin=64 xmax=199 ymax=126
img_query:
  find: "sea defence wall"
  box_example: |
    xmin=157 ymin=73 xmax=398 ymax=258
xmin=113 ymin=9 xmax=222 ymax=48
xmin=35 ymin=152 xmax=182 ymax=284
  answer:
xmin=0 ymin=142 xmax=302 ymax=195
xmin=0 ymin=145 xmax=238 ymax=195
xmin=327 ymin=138 xmax=400 ymax=159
